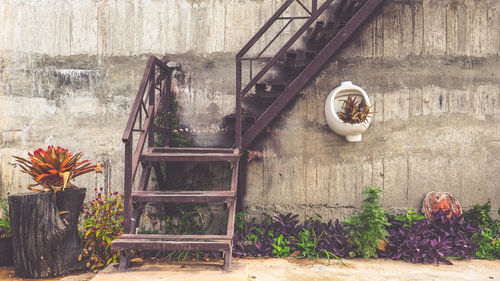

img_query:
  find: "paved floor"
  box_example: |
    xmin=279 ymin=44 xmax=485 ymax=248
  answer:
xmin=90 ymin=258 xmax=500 ymax=281
xmin=1 ymin=258 xmax=499 ymax=280
xmin=91 ymin=261 xmax=247 ymax=281
xmin=0 ymin=267 xmax=95 ymax=281
xmin=243 ymin=258 xmax=499 ymax=281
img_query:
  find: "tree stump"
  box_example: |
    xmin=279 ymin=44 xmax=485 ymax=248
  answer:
xmin=0 ymin=237 xmax=13 ymax=266
xmin=8 ymin=188 xmax=86 ymax=278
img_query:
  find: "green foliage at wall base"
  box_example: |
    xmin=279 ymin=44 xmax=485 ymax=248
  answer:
xmin=464 ymin=202 xmax=500 ymax=259
xmin=344 ymin=186 xmax=390 ymax=258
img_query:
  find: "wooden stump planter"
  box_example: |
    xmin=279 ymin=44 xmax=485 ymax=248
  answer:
xmin=8 ymin=188 xmax=86 ymax=278
xmin=0 ymin=237 xmax=13 ymax=266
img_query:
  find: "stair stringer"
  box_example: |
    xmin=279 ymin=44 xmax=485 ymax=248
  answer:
xmin=241 ymin=0 xmax=384 ymax=150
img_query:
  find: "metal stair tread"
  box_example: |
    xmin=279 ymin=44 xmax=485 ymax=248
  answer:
xmin=132 ymin=190 xmax=236 ymax=203
xmin=149 ymin=146 xmax=237 ymax=153
xmin=112 ymin=237 xmax=231 ymax=251
xmin=141 ymin=147 xmax=239 ymax=162
xmin=119 ymin=234 xmax=232 ymax=241
xmin=241 ymin=0 xmax=384 ymax=149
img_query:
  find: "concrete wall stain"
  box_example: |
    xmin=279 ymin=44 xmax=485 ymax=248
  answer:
xmin=0 ymin=0 xmax=499 ymax=220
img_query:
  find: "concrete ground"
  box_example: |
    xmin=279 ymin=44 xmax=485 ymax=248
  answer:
xmin=91 ymin=258 xmax=500 ymax=281
xmin=1 ymin=258 xmax=499 ymax=281
xmin=0 ymin=267 xmax=95 ymax=281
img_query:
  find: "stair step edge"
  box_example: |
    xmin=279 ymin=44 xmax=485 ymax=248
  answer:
xmin=131 ymin=191 xmax=236 ymax=203
xmin=112 ymin=239 xmax=231 ymax=251
xmin=141 ymin=152 xmax=239 ymax=162
xmin=149 ymin=147 xmax=237 ymax=153
xmin=120 ymin=234 xmax=232 ymax=240
xmin=132 ymin=190 xmax=236 ymax=194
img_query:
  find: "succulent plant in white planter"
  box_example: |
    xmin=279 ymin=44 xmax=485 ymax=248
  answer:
xmin=325 ymin=81 xmax=374 ymax=142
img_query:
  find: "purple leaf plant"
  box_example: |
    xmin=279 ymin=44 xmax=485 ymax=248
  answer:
xmin=380 ymin=210 xmax=477 ymax=265
xmin=233 ymin=213 xmax=355 ymax=258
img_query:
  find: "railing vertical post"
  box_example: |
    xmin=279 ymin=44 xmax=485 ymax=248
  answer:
xmin=312 ymin=0 xmax=317 ymax=14
xmin=123 ymin=139 xmax=133 ymax=234
xmin=148 ymin=65 xmax=156 ymax=148
xmin=235 ymin=59 xmax=242 ymax=149
xmin=163 ymin=69 xmax=171 ymax=146
xmin=249 ymin=60 xmax=253 ymax=81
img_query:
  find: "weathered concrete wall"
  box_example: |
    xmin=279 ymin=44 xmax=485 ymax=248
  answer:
xmin=1 ymin=0 xmax=499 ymax=219
xmin=243 ymin=0 xmax=500 ymax=219
xmin=0 ymin=0 xmax=294 ymax=195
xmin=0 ymin=0 xmax=309 ymax=56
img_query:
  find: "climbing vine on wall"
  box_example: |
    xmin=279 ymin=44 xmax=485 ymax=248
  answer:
xmin=155 ymin=93 xmax=192 ymax=147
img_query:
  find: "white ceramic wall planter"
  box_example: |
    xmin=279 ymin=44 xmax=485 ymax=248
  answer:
xmin=325 ymin=81 xmax=372 ymax=142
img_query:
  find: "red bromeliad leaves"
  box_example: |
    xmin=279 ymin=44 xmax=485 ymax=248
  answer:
xmin=13 ymin=146 xmax=102 ymax=192
xmin=337 ymin=96 xmax=375 ymax=125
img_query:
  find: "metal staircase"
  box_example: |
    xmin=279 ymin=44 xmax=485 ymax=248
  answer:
xmin=112 ymin=0 xmax=384 ymax=271
xmin=110 ymin=57 xmax=239 ymax=270
xmin=234 ymin=0 xmax=384 ymax=149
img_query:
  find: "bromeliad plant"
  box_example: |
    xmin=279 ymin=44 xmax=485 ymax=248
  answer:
xmin=13 ymin=146 xmax=102 ymax=192
xmin=337 ymin=96 xmax=375 ymax=124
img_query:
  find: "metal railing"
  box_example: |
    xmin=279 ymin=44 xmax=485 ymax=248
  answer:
xmin=234 ymin=0 xmax=334 ymax=148
xmin=235 ymin=0 xmax=383 ymax=149
xmin=122 ymin=56 xmax=173 ymax=233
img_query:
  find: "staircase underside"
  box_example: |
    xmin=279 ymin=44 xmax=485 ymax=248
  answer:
xmin=113 ymin=0 xmax=384 ymax=272
xmin=240 ymin=0 xmax=384 ymax=149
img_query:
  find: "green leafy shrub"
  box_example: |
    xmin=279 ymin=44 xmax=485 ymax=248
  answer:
xmin=465 ymin=202 xmax=494 ymax=227
xmin=394 ymin=210 xmax=426 ymax=228
xmin=295 ymin=228 xmax=322 ymax=259
xmin=155 ymin=94 xmax=192 ymax=147
xmin=464 ymin=202 xmax=500 ymax=259
xmin=0 ymin=198 xmax=10 ymax=238
xmin=80 ymin=187 xmax=124 ymax=270
xmin=344 ymin=186 xmax=390 ymax=258
xmin=271 ymin=233 xmax=291 ymax=258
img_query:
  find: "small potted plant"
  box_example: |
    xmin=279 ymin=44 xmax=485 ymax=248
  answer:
xmin=336 ymin=95 xmax=374 ymax=125
xmin=324 ymin=81 xmax=374 ymax=142
xmin=10 ymin=146 xmax=102 ymax=278
xmin=0 ymin=197 xmax=12 ymax=267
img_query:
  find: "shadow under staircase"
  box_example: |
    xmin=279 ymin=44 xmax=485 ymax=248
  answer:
xmin=111 ymin=0 xmax=384 ymax=271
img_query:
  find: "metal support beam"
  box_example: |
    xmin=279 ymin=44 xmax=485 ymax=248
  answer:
xmin=242 ymin=0 xmax=385 ymax=149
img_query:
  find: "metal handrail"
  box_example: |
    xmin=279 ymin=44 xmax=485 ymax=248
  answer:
xmin=122 ymin=57 xmax=155 ymax=142
xmin=240 ymin=0 xmax=384 ymax=149
xmin=235 ymin=0 xmax=319 ymax=148
xmin=236 ymin=0 xmax=295 ymax=60
xmin=122 ymin=56 xmax=172 ymax=143
xmin=237 ymin=0 xmax=334 ymax=100
xmin=122 ymin=56 xmax=173 ymax=233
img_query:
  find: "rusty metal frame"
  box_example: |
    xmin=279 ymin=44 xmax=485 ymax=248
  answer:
xmin=116 ymin=0 xmax=383 ymax=271
xmin=237 ymin=0 xmax=335 ymax=100
xmin=241 ymin=0 xmax=385 ymax=149
xmin=234 ymin=0 xmax=336 ymax=148
xmin=122 ymin=56 xmax=173 ymax=233
xmin=119 ymin=55 xmax=240 ymax=271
